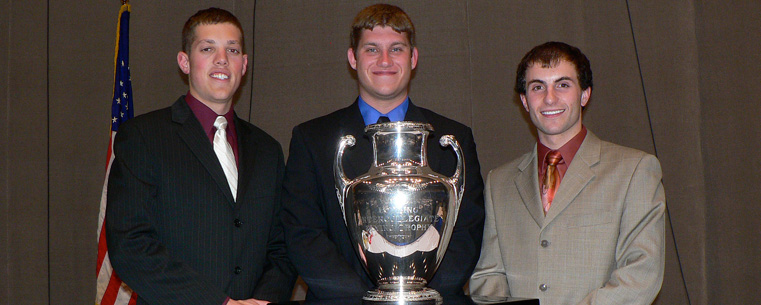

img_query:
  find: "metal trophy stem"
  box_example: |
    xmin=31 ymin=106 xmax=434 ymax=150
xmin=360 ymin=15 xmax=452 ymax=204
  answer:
xmin=334 ymin=121 xmax=464 ymax=305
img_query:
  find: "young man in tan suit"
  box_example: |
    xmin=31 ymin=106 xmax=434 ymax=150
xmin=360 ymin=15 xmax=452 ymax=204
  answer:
xmin=470 ymin=41 xmax=665 ymax=305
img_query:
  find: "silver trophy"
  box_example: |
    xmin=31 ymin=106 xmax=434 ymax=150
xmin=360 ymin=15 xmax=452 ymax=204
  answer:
xmin=334 ymin=121 xmax=464 ymax=304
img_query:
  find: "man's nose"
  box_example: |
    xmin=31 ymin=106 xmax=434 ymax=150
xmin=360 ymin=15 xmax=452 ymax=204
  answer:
xmin=215 ymin=51 xmax=228 ymax=66
xmin=545 ymin=88 xmax=557 ymax=104
xmin=378 ymin=51 xmax=392 ymax=67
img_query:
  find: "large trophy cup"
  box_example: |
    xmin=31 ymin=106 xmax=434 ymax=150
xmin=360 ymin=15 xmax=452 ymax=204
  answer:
xmin=334 ymin=121 xmax=464 ymax=305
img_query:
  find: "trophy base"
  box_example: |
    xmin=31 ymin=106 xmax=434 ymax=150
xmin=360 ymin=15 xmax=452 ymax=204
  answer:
xmin=362 ymin=287 xmax=443 ymax=305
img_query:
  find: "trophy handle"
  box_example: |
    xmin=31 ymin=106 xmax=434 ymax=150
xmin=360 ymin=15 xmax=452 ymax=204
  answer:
xmin=439 ymin=135 xmax=465 ymax=221
xmin=334 ymin=135 xmax=356 ymax=224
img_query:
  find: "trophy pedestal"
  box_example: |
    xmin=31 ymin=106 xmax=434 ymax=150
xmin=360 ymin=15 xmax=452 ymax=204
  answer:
xmin=363 ymin=286 xmax=442 ymax=305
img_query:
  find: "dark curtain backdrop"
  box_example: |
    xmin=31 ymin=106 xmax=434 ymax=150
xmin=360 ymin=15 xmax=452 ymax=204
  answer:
xmin=2 ymin=1 xmax=758 ymax=304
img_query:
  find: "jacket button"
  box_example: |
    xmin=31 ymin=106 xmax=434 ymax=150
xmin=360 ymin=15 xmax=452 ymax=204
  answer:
xmin=234 ymin=266 xmax=242 ymax=274
xmin=539 ymin=284 xmax=548 ymax=291
xmin=234 ymin=219 xmax=243 ymax=227
xmin=540 ymin=240 xmax=550 ymax=248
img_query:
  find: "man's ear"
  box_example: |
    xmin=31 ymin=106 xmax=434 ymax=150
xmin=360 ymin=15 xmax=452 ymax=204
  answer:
xmin=242 ymin=54 xmax=248 ymax=76
xmin=177 ymin=52 xmax=190 ymax=74
xmin=347 ymin=48 xmax=358 ymax=70
xmin=411 ymin=47 xmax=419 ymax=70
xmin=581 ymin=87 xmax=591 ymax=107
xmin=520 ymin=94 xmax=529 ymax=112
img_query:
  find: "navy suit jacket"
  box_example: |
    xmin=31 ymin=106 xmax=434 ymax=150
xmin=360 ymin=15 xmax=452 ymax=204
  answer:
xmin=281 ymin=100 xmax=485 ymax=299
xmin=106 ymin=97 xmax=296 ymax=305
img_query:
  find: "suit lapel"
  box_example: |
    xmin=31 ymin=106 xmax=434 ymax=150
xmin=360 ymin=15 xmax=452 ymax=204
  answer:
xmin=543 ymin=132 xmax=600 ymax=224
xmin=234 ymin=117 xmax=256 ymax=206
xmin=340 ymin=100 xmax=375 ymax=179
xmin=514 ymin=146 xmax=545 ymax=227
xmin=172 ymin=99 xmax=236 ymax=205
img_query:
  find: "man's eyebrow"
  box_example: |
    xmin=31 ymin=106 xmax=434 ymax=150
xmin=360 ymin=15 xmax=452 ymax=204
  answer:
xmin=554 ymin=76 xmax=573 ymax=83
xmin=196 ymin=39 xmax=216 ymax=45
xmin=196 ymin=39 xmax=241 ymax=46
xmin=527 ymin=79 xmax=546 ymax=86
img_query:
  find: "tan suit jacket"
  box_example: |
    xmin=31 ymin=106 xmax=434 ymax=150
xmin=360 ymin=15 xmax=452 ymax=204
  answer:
xmin=470 ymin=131 xmax=665 ymax=305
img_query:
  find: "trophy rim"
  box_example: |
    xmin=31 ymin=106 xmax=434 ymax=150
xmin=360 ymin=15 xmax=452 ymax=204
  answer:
xmin=365 ymin=121 xmax=434 ymax=133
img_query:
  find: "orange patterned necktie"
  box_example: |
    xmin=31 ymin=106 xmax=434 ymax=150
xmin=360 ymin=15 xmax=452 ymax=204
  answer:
xmin=541 ymin=150 xmax=563 ymax=215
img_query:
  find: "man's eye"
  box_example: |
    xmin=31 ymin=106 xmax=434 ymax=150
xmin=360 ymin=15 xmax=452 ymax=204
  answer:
xmin=366 ymin=48 xmax=377 ymax=53
xmin=201 ymin=47 xmax=213 ymax=52
xmin=229 ymin=49 xmax=241 ymax=54
xmin=531 ymin=85 xmax=543 ymax=91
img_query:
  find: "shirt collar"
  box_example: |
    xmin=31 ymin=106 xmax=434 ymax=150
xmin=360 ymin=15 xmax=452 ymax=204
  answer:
xmin=184 ymin=92 xmax=237 ymax=141
xmin=537 ymin=125 xmax=588 ymax=168
xmin=357 ymin=96 xmax=409 ymax=126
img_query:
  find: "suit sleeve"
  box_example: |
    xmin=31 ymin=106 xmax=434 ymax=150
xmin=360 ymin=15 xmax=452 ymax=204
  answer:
xmin=469 ymin=171 xmax=511 ymax=297
xmin=428 ymin=127 xmax=486 ymax=295
xmin=578 ymin=154 xmax=666 ymax=305
xmin=280 ymin=126 xmax=369 ymax=299
xmin=105 ymin=123 xmax=229 ymax=305
xmin=252 ymin=145 xmax=298 ymax=302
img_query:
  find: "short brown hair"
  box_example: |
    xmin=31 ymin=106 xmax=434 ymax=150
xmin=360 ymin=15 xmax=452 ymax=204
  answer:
xmin=182 ymin=7 xmax=244 ymax=54
xmin=350 ymin=4 xmax=415 ymax=54
xmin=515 ymin=41 xmax=593 ymax=95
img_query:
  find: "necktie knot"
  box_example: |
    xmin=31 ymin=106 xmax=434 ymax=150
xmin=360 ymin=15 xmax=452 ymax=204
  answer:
xmin=214 ymin=116 xmax=228 ymax=130
xmin=376 ymin=116 xmax=390 ymax=124
xmin=546 ymin=150 xmax=562 ymax=166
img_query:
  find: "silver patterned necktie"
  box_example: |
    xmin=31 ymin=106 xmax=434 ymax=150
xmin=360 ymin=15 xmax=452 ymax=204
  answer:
xmin=213 ymin=116 xmax=238 ymax=200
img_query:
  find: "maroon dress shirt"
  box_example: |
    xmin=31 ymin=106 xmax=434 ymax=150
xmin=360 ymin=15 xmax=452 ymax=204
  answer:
xmin=537 ymin=125 xmax=588 ymax=187
xmin=184 ymin=93 xmax=239 ymax=166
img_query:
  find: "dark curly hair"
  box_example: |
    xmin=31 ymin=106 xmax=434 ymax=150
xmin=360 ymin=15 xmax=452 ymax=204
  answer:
xmin=515 ymin=41 xmax=592 ymax=95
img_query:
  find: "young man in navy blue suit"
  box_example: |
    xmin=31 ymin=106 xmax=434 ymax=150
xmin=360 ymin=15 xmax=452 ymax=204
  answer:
xmin=281 ymin=3 xmax=485 ymax=300
xmin=106 ymin=8 xmax=295 ymax=305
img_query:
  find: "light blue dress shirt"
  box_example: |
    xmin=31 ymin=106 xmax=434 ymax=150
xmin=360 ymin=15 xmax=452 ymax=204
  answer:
xmin=357 ymin=96 xmax=409 ymax=126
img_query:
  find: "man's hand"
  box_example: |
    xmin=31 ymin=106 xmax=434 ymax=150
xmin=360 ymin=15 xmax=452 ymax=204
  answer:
xmin=228 ymin=299 xmax=270 ymax=305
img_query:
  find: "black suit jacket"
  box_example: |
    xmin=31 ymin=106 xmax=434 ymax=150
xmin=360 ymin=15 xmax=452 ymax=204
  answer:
xmin=106 ymin=97 xmax=296 ymax=305
xmin=281 ymin=100 xmax=485 ymax=299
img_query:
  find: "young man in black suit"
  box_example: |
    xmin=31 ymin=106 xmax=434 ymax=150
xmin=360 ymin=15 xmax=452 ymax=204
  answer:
xmin=281 ymin=3 xmax=485 ymax=300
xmin=106 ymin=8 xmax=295 ymax=305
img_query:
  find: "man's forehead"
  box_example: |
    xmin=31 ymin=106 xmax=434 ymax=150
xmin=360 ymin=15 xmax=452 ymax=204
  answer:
xmin=526 ymin=60 xmax=578 ymax=80
xmin=360 ymin=26 xmax=409 ymax=43
xmin=192 ymin=23 xmax=242 ymax=44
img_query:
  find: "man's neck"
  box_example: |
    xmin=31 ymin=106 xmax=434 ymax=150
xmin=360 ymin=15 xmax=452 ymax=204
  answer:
xmin=538 ymin=129 xmax=580 ymax=150
xmin=538 ymin=125 xmax=586 ymax=150
xmin=188 ymin=92 xmax=232 ymax=115
xmin=204 ymin=103 xmax=231 ymax=115
xmin=539 ymin=137 xmax=569 ymax=150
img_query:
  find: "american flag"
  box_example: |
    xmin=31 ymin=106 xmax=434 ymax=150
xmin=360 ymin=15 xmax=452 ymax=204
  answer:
xmin=96 ymin=3 xmax=136 ymax=305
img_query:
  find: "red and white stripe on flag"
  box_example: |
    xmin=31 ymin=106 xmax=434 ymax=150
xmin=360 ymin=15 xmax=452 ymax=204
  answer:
xmin=96 ymin=132 xmax=136 ymax=305
xmin=96 ymin=3 xmax=137 ymax=305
